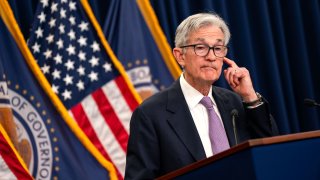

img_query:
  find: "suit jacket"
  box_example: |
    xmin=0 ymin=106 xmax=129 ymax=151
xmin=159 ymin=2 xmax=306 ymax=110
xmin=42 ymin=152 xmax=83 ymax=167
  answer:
xmin=125 ymin=80 xmax=278 ymax=179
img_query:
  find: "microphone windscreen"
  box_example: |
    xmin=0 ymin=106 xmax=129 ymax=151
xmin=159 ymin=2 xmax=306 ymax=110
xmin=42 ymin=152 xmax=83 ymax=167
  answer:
xmin=231 ymin=109 xmax=239 ymax=117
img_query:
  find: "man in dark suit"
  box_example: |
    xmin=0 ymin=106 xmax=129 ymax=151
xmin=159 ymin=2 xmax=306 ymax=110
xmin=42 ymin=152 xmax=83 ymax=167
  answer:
xmin=125 ymin=13 xmax=278 ymax=179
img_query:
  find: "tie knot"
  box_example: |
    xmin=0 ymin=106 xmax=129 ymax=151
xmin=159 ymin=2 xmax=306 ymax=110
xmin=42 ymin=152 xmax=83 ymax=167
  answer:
xmin=200 ymin=96 xmax=213 ymax=109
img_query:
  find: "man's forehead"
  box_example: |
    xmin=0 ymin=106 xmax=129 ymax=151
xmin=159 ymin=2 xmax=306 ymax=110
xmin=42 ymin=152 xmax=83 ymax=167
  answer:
xmin=187 ymin=27 xmax=225 ymax=43
xmin=187 ymin=37 xmax=224 ymax=45
xmin=194 ymin=37 xmax=223 ymax=42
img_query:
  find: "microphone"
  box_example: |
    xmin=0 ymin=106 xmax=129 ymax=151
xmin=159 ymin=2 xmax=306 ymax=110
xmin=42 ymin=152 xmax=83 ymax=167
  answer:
xmin=304 ymin=98 xmax=320 ymax=107
xmin=231 ymin=109 xmax=239 ymax=145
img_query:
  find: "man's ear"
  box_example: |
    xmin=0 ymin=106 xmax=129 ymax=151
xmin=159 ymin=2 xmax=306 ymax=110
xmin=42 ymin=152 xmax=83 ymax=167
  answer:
xmin=173 ymin=47 xmax=185 ymax=67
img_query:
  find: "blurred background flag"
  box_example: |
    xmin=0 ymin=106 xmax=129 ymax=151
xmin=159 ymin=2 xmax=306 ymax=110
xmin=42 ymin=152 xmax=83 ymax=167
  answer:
xmin=24 ymin=0 xmax=141 ymax=179
xmin=0 ymin=8 xmax=112 ymax=179
xmin=93 ymin=0 xmax=181 ymax=100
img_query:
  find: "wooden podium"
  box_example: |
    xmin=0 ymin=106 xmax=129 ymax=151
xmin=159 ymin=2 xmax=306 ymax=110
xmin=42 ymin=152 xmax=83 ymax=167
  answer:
xmin=158 ymin=130 xmax=320 ymax=180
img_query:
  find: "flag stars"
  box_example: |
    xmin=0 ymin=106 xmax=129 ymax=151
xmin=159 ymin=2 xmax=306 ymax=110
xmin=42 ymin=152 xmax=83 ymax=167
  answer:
xmin=46 ymin=34 xmax=54 ymax=44
xmin=89 ymin=56 xmax=99 ymax=67
xmin=62 ymin=89 xmax=72 ymax=100
xmin=76 ymin=80 xmax=85 ymax=91
xmin=35 ymin=27 xmax=43 ymax=38
xmin=60 ymin=8 xmax=66 ymax=18
xmin=51 ymin=2 xmax=58 ymax=13
xmin=38 ymin=12 xmax=46 ymax=23
xmin=68 ymin=30 xmax=76 ymax=40
xmin=29 ymin=1 xmax=126 ymax=103
xmin=64 ymin=59 xmax=75 ymax=70
xmin=91 ymin=41 xmax=100 ymax=52
xmin=43 ymin=49 xmax=53 ymax=59
xmin=40 ymin=0 xmax=49 ymax=7
xmin=66 ymin=45 xmax=76 ymax=55
xmin=41 ymin=64 xmax=50 ymax=74
xmin=78 ymin=51 xmax=86 ymax=61
xmin=77 ymin=65 xmax=85 ymax=76
xmin=69 ymin=1 xmax=77 ymax=11
xmin=49 ymin=18 xmax=56 ymax=28
xmin=63 ymin=74 xmax=73 ymax=85
xmin=69 ymin=16 xmax=76 ymax=25
xmin=77 ymin=36 xmax=87 ymax=47
xmin=52 ymin=84 xmax=59 ymax=94
xmin=103 ymin=62 xmax=112 ymax=72
xmin=88 ymin=71 xmax=98 ymax=81
xmin=52 ymin=69 xmax=61 ymax=79
xmin=53 ymin=53 xmax=63 ymax=64
xmin=103 ymin=63 xmax=112 ymax=72
xmin=78 ymin=21 xmax=89 ymax=32
xmin=56 ymin=38 xmax=64 ymax=49
xmin=32 ymin=43 xmax=41 ymax=53
xmin=59 ymin=24 xmax=65 ymax=34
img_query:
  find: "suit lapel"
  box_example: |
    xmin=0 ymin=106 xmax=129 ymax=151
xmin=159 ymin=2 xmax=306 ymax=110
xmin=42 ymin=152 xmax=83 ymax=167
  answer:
xmin=212 ymin=87 xmax=236 ymax=147
xmin=166 ymin=81 xmax=206 ymax=161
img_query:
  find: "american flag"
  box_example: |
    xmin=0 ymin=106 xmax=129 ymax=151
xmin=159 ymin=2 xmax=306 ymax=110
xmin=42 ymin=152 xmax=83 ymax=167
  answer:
xmin=27 ymin=0 xmax=140 ymax=179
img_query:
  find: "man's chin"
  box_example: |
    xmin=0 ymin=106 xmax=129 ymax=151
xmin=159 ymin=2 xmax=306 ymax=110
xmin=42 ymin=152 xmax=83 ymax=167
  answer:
xmin=199 ymin=78 xmax=216 ymax=85
xmin=203 ymin=75 xmax=219 ymax=83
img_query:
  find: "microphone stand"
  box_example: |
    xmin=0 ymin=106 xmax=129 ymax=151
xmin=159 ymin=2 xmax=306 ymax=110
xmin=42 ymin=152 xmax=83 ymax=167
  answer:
xmin=231 ymin=109 xmax=239 ymax=145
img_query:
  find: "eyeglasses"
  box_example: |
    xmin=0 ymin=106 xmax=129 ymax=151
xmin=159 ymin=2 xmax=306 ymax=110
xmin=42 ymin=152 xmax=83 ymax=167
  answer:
xmin=180 ymin=44 xmax=228 ymax=58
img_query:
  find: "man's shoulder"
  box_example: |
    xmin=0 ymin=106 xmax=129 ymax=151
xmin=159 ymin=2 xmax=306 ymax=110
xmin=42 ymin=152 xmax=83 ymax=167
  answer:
xmin=141 ymin=81 xmax=180 ymax=107
xmin=141 ymin=89 xmax=168 ymax=107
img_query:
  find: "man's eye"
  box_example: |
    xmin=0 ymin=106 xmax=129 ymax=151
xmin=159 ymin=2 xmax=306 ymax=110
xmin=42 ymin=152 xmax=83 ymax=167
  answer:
xmin=195 ymin=45 xmax=207 ymax=50
xmin=214 ymin=47 xmax=223 ymax=51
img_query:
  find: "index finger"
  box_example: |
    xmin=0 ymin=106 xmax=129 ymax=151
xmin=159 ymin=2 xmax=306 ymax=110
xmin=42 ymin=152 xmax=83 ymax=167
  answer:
xmin=223 ymin=57 xmax=238 ymax=68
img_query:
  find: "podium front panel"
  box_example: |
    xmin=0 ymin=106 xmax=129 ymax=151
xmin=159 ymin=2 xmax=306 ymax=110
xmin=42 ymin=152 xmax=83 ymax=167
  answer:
xmin=174 ymin=137 xmax=320 ymax=180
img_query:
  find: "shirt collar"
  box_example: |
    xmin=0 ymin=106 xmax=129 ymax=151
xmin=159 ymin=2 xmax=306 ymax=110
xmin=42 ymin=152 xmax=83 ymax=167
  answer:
xmin=179 ymin=73 xmax=216 ymax=109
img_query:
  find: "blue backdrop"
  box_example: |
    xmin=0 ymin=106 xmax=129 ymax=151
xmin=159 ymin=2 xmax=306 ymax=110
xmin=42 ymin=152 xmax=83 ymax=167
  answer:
xmin=9 ymin=0 xmax=320 ymax=135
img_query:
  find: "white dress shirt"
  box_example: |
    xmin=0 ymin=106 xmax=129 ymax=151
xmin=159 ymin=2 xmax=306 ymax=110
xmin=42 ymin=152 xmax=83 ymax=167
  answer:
xmin=180 ymin=74 xmax=227 ymax=157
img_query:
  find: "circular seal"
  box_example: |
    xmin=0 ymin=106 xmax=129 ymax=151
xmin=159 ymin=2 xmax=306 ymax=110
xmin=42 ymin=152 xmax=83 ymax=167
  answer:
xmin=8 ymin=88 xmax=54 ymax=179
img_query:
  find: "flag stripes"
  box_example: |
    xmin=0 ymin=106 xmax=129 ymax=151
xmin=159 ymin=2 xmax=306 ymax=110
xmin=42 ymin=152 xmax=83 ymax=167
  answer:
xmin=92 ymin=88 xmax=129 ymax=151
xmin=69 ymin=76 xmax=134 ymax=178
xmin=70 ymin=102 xmax=124 ymax=179
xmin=114 ymin=76 xmax=140 ymax=111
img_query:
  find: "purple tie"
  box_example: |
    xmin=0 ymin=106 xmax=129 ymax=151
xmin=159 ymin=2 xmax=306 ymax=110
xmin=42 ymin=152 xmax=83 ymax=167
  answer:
xmin=200 ymin=96 xmax=230 ymax=154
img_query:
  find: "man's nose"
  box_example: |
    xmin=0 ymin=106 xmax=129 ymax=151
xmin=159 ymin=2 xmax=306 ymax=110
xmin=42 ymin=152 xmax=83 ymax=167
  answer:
xmin=206 ymin=48 xmax=217 ymax=61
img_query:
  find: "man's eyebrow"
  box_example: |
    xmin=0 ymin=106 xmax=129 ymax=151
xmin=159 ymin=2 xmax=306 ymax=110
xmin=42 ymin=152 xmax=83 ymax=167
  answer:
xmin=194 ymin=38 xmax=224 ymax=44
xmin=195 ymin=38 xmax=206 ymax=42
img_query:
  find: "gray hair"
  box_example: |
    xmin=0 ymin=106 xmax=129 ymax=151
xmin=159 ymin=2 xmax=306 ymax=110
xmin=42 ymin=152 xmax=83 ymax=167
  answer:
xmin=174 ymin=13 xmax=231 ymax=47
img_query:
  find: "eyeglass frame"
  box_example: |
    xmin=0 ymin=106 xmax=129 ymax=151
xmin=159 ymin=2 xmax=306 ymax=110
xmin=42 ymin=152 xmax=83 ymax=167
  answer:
xmin=180 ymin=44 xmax=228 ymax=58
